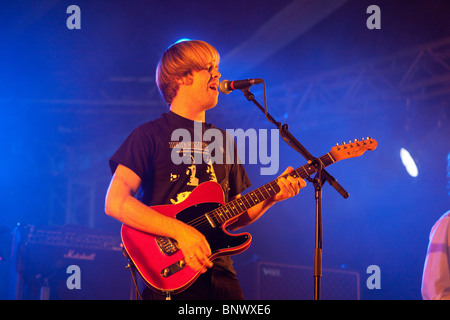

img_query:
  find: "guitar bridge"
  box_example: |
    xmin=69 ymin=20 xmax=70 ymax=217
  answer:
xmin=156 ymin=236 xmax=179 ymax=256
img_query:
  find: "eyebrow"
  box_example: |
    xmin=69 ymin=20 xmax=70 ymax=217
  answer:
xmin=207 ymin=61 xmax=219 ymax=68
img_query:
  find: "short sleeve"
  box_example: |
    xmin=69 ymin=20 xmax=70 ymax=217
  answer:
xmin=109 ymin=126 xmax=154 ymax=181
xmin=421 ymin=211 xmax=450 ymax=300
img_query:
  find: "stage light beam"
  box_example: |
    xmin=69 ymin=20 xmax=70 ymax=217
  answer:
xmin=400 ymin=148 xmax=418 ymax=177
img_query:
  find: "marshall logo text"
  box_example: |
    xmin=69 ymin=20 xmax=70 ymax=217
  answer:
xmin=63 ymin=249 xmax=96 ymax=261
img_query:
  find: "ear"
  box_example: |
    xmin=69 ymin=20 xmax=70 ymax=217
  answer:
xmin=177 ymin=73 xmax=194 ymax=86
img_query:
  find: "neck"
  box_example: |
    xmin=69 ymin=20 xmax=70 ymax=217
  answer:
xmin=169 ymin=104 xmax=205 ymax=122
xmin=204 ymin=152 xmax=337 ymax=226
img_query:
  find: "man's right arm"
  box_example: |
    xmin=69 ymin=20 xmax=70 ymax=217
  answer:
xmin=105 ymin=164 xmax=213 ymax=272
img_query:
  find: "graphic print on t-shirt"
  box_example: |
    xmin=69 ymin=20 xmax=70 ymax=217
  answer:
xmin=169 ymin=141 xmax=218 ymax=204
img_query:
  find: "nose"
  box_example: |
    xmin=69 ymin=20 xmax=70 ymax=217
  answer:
xmin=213 ymin=68 xmax=221 ymax=79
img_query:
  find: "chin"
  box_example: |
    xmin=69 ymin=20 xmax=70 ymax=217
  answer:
xmin=205 ymin=99 xmax=219 ymax=110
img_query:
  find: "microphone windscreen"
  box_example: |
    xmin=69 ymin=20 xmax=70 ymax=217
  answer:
xmin=219 ymin=80 xmax=231 ymax=94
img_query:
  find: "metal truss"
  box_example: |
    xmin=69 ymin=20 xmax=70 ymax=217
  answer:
xmin=261 ymin=37 xmax=450 ymax=119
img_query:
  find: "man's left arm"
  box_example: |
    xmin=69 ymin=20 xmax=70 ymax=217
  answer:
xmin=228 ymin=167 xmax=306 ymax=231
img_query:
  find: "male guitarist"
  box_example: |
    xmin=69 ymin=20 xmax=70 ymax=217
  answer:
xmin=105 ymin=40 xmax=306 ymax=300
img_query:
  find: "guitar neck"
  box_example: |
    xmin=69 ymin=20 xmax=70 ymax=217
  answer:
xmin=208 ymin=153 xmax=336 ymax=225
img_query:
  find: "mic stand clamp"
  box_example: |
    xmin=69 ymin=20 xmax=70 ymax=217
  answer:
xmin=240 ymin=87 xmax=349 ymax=300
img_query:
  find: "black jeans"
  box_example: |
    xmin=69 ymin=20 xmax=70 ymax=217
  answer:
xmin=142 ymin=267 xmax=245 ymax=300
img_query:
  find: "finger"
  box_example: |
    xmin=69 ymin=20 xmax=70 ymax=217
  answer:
xmin=299 ymin=178 xmax=307 ymax=189
xmin=276 ymin=177 xmax=288 ymax=195
xmin=288 ymin=176 xmax=304 ymax=194
xmin=190 ymin=255 xmax=211 ymax=273
xmin=197 ymin=239 xmax=213 ymax=266
xmin=199 ymin=244 xmax=214 ymax=268
xmin=194 ymin=250 xmax=213 ymax=268
xmin=188 ymin=245 xmax=213 ymax=271
xmin=275 ymin=179 xmax=292 ymax=201
xmin=186 ymin=254 xmax=205 ymax=273
xmin=185 ymin=253 xmax=196 ymax=266
xmin=200 ymin=256 xmax=213 ymax=270
xmin=278 ymin=166 xmax=294 ymax=179
xmin=286 ymin=176 xmax=299 ymax=194
xmin=280 ymin=177 xmax=296 ymax=195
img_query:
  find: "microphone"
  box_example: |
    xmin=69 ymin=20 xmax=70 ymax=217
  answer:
xmin=219 ymin=78 xmax=263 ymax=94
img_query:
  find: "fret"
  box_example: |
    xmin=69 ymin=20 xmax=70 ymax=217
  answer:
xmin=264 ymin=182 xmax=278 ymax=197
xmin=226 ymin=205 xmax=235 ymax=218
xmin=220 ymin=205 xmax=231 ymax=220
xmin=241 ymin=195 xmax=252 ymax=209
xmin=214 ymin=208 xmax=225 ymax=223
xmin=323 ymin=153 xmax=334 ymax=165
xmin=305 ymin=165 xmax=315 ymax=175
xmin=252 ymin=191 xmax=261 ymax=203
xmin=234 ymin=198 xmax=245 ymax=213
xmin=259 ymin=186 xmax=268 ymax=197
xmin=228 ymin=201 xmax=239 ymax=217
xmin=260 ymin=185 xmax=272 ymax=198
xmin=298 ymin=166 xmax=309 ymax=179
xmin=223 ymin=205 xmax=232 ymax=220
xmin=247 ymin=192 xmax=257 ymax=206
xmin=258 ymin=187 xmax=268 ymax=199
xmin=253 ymin=189 xmax=264 ymax=202
xmin=220 ymin=207 xmax=229 ymax=222
xmin=212 ymin=211 xmax=222 ymax=226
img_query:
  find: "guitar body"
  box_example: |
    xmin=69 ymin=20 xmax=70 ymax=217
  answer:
xmin=121 ymin=181 xmax=252 ymax=294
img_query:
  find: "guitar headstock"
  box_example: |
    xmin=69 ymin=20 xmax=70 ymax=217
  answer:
xmin=330 ymin=137 xmax=377 ymax=161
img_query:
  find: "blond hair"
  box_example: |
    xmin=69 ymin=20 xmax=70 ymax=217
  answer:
xmin=156 ymin=40 xmax=220 ymax=106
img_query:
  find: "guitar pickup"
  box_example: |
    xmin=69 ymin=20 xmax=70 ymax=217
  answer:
xmin=156 ymin=236 xmax=179 ymax=256
xmin=161 ymin=259 xmax=186 ymax=278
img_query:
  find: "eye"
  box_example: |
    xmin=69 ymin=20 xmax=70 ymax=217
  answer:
xmin=206 ymin=65 xmax=213 ymax=72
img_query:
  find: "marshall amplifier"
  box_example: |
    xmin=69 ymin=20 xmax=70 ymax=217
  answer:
xmin=10 ymin=224 xmax=132 ymax=300
xmin=236 ymin=260 xmax=360 ymax=300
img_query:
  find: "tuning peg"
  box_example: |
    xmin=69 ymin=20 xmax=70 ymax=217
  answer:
xmin=354 ymin=139 xmax=359 ymax=142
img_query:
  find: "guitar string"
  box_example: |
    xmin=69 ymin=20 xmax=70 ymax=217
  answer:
xmin=185 ymin=182 xmax=274 ymax=228
xmin=186 ymin=162 xmax=313 ymax=232
xmin=186 ymin=186 xmax=266 ymax=231
xmin=186 ymin=167 xmax=305 ymax=232
xmin=184 ymin=154 xmax=330 ymax=232
xmin=187 ymin=180 xmax=280 ymax=233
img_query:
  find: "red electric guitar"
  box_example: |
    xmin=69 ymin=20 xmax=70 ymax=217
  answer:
xmin=121 ymin=138 xmax=377 ymax=294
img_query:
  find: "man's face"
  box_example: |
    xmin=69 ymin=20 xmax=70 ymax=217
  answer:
xmin=188 ymin=61 xmax=221 ymax=110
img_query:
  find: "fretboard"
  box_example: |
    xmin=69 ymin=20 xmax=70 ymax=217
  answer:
xmin=208 ymin=153 xmax=336 ymax=225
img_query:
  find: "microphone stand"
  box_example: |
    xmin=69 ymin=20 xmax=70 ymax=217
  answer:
xmin=240 ymin=87 xmax=349 ymax=300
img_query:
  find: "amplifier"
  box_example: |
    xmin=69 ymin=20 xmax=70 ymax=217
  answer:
xmin=10 ymin=224 xmax=132 ymax=300
xmin=236 ymin=260 xmax=360 ymax=300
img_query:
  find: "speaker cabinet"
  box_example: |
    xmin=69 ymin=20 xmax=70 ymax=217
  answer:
xmin=10 ymin=225 xmax=132 ymax=300
xmin=236 ymin=260 xmax=360 ymax=300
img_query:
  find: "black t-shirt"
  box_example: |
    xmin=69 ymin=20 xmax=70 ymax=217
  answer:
xmin=109 ymin=111 xmax=251 ymax=274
